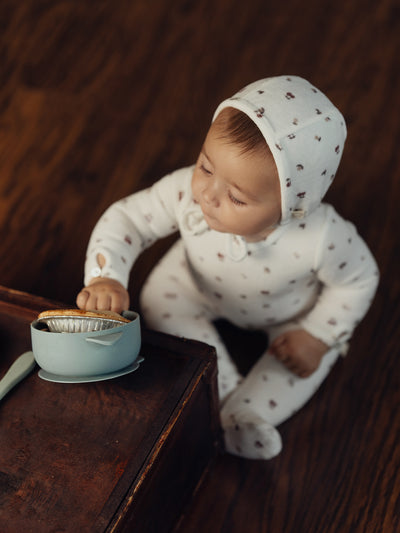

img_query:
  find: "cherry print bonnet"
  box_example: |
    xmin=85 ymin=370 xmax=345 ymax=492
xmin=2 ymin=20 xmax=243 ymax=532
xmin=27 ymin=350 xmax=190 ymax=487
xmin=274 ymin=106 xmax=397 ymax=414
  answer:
xmin=213 ymin=76 xmax=347 ymax=225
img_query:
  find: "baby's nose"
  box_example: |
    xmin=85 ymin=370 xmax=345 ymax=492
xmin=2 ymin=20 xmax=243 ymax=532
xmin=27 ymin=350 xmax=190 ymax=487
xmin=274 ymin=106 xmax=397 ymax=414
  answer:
xmin=202 ymin=182 xmax=220 ymax=206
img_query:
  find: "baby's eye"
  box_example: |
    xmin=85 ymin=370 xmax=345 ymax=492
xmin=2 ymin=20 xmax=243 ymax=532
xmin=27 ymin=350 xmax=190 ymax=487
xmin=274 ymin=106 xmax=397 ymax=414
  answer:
xmin=200 ymin=164 xmax=212 ymax=175
xmin=228 ymin=191 xmax=246 ymax=206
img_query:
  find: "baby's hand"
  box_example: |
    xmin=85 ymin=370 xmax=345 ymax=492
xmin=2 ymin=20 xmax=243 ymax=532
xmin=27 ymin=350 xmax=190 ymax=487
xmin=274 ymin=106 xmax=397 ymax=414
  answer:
xmin=76 ymin=278 xmax=130 ymax=314
xmin=269 ymin=329 xmax=329 ymax=378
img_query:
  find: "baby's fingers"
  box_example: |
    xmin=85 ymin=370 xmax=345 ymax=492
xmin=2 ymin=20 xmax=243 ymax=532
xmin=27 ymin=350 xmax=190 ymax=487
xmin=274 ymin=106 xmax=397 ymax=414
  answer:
xmin=270 ymin=334 xmax=286 ymax=348
xmin=269 ymin=335 xmax=288 ymax=358
xmin=76 ymin=289 xmax=90 ymax=310
xmin=76 ymin=280 xmax=129 ymax=313
xmin=109 ymin=293 xmax=126 ymax=314
xmin=95 ymin=292 xmax=113 ymax=311
xmin=76 ymin=288 xmax=105 ymax=311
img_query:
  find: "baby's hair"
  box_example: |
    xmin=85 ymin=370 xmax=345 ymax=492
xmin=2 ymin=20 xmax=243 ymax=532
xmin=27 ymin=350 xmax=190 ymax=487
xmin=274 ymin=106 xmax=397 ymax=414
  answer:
xmin=214 ymin=107 xmax=271 ymax=156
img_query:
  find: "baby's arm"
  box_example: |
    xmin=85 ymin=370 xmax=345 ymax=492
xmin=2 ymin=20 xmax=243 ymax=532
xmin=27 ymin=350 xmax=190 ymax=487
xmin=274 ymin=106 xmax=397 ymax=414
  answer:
xmin=269 ymin=330 xmax=328 ymax=378
xmin=78 ymin=168 xmax=191 ymax=313
xmin=297 ymin=208 xmax=379 ymax=348
xmin=272 ymin=208 xmax=379 ymax=378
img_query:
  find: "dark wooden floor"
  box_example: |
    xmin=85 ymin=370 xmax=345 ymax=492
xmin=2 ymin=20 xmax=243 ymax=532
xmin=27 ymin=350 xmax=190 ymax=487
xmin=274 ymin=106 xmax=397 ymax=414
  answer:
xmin=1 ymin=1 xmax=399 ymax=532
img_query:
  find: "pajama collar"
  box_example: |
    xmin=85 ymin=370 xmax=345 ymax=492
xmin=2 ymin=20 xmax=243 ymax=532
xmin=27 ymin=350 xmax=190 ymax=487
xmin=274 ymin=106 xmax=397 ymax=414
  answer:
xmin=182 ymin=200 xmax=288 ymax=262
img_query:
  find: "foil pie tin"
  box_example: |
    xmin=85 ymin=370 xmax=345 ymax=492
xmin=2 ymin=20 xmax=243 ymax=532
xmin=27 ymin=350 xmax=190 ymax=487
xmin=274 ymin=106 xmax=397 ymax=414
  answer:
xmin=37 ymin=315 xmax=128 ymax=333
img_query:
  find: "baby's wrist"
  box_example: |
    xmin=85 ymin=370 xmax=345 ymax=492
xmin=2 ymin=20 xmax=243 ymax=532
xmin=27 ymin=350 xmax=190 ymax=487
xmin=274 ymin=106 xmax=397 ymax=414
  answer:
xmin=87 ymin=277 xmax=124 ymax=289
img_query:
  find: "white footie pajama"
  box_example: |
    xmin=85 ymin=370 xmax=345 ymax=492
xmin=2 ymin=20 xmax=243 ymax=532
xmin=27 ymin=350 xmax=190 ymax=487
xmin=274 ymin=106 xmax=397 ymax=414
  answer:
xmin=140 ymin=240 xmax=342 ymax=460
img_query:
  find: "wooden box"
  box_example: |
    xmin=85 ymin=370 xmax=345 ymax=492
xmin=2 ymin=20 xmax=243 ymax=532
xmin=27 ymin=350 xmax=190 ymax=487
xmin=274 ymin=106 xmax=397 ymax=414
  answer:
xmin=0 ymin=286 xmax=221 ymax=532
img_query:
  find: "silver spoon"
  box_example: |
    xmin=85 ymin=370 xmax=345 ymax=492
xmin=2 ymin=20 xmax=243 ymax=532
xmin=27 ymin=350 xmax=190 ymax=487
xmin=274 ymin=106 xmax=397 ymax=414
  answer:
xmin=0 ymin=351 xmax=36 ymax=401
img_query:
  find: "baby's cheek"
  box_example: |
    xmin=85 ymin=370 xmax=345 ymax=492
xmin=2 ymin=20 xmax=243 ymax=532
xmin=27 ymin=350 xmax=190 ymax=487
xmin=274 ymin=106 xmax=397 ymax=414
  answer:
xmin=191 ymin=174 xmax=199 ymax=196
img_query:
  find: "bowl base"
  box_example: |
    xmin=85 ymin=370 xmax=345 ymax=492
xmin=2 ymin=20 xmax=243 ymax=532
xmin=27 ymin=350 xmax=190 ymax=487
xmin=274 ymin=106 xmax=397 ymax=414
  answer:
xmin=38 ymin=357 xmax=144 ymax=384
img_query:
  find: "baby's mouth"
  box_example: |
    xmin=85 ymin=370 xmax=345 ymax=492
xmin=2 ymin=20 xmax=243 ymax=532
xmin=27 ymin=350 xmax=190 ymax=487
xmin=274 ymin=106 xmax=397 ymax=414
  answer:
xmin=194 ymin=195 xmax=217 ymax=223
xmin=200 ymin=205 xmax=216 ymax=221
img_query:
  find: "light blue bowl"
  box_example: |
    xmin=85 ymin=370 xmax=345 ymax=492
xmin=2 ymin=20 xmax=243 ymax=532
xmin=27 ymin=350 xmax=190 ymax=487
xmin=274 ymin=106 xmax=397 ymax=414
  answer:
xmin=31 ymin=310 xmax=141 ymax=377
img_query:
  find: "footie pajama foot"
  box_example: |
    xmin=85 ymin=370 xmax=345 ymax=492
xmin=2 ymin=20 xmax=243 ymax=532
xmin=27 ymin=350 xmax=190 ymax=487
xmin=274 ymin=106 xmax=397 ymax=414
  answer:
xmin=221 ymin=411 xmax=282 ymax=460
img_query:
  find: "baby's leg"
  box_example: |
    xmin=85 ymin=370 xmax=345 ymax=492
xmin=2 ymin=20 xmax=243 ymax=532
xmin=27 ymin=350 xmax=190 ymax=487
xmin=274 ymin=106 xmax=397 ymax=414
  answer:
xmin=140 ymin=240 xmax=242 ymax=403
xmin=221 ymin=324 xmax=341 ymax=459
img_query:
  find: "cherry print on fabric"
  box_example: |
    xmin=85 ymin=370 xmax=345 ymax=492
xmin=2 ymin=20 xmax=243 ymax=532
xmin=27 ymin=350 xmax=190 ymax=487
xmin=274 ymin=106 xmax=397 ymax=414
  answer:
xmin=164 ymin=292 xmax=178 ymax=299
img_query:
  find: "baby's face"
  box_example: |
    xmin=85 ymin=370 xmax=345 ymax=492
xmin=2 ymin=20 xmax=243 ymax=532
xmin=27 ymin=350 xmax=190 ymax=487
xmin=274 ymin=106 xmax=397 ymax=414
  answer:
xmin=192 ymin=122 xmax=281 ymax=241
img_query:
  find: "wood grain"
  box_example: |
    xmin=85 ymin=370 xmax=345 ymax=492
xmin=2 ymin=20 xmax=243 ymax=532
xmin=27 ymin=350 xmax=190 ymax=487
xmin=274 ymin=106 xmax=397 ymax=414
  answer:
xmin=0 ymin=287 xmax=220 ymax=533
xmin=0 ymin=0 xmax=399 ymax=532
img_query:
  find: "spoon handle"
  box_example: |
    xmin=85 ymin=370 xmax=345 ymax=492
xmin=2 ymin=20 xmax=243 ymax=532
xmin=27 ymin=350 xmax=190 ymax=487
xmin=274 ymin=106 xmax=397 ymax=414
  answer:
xmin=0 ymin=351 xmax=36 ymax=401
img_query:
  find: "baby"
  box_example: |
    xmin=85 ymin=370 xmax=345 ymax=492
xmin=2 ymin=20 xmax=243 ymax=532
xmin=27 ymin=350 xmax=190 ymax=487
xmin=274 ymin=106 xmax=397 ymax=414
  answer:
xmin=77 ymin=76 xmax=379 ymax=460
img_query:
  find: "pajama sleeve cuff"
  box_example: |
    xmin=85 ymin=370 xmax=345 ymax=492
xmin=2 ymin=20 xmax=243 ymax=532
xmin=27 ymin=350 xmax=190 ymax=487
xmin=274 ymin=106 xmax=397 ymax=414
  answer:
xmin=84 ymin=246 xmax=133 ymax=288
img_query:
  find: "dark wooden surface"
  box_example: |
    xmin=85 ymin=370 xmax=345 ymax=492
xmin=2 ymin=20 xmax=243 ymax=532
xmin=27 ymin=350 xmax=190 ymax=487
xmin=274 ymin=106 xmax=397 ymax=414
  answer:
xmin=0 ymin=286 xmax=220 ymax=533
xmin=0 ymin=1 xmax=399 ymax=532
